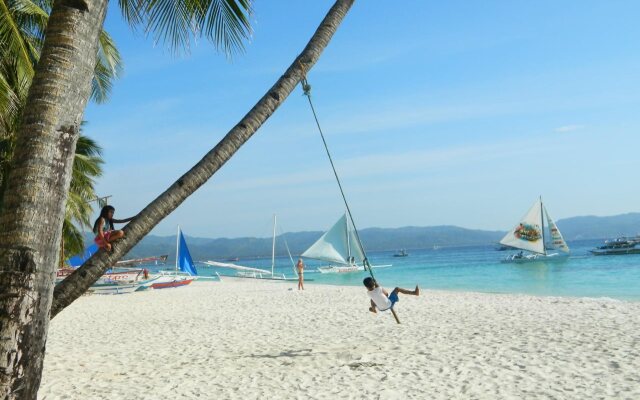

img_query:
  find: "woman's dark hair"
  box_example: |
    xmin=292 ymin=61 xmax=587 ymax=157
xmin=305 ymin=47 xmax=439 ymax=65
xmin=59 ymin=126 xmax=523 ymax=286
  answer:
xmin=93 ymin=205 xmax=115 ymax=234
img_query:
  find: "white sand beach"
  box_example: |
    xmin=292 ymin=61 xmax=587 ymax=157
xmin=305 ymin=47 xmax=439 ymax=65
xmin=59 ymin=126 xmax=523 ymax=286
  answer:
xmin=40 ymin=281 xmax=640 ymax=399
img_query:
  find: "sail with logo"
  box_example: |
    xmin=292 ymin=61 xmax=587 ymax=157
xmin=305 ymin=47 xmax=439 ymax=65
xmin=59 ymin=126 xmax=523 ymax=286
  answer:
xmin=500 ymin=197 xmax=570 ymax=263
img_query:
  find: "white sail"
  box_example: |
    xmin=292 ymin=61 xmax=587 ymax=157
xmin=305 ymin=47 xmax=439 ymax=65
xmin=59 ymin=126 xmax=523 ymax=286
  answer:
xmin=302 ymin=215 xmax=351 ymax=264
xmin=348 ymin=228 xmax=366 ymax=264
xmin=543 ymin=206 xmax=570 ymax=253
xmin=500 ymin=199 xmax=545 ymax=255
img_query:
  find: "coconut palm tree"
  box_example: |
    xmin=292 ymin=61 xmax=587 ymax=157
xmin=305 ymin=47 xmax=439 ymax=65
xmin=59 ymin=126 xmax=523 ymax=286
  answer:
xmin=0 ymin=1 xmax=254 ymax=397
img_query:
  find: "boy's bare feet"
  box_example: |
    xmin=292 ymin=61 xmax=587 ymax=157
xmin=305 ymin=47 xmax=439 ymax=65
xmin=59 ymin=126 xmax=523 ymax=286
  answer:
xmin=415 ymin=286 xmax=420 ymax=296
xmin=369 ymin=306 xmax=377 ymax=313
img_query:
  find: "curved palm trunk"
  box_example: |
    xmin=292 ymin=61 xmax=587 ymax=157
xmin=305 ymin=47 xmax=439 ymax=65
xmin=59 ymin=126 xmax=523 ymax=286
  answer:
xmin=52 ymin=0 xmax=355 ymax=316
xmin=0 ymin=0 xmax=108 ymax=398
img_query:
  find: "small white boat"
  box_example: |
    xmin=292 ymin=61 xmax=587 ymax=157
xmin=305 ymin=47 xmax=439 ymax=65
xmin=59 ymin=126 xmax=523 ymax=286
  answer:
xmin=214 ymin=271 xmax=298 ymax=282
xmin=206 ymin=262 xmax=305 ymax=282
xmin=87 ymin=282 xmax=141 ymax=295
xmin=500 ymin=197 xmax=570 ymax=264
xmin=317 ymin=263 xmax=391 ymax=274
xmin=317 ymin=264 xmax=361 ymax=274
xmin=393 ymin=249 xmax=409 ymax=257
xmin=206 ymin=215 xmax=301 ymax=282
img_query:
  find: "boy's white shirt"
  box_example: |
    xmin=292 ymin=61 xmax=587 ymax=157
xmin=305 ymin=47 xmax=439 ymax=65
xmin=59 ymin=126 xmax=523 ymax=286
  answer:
xmin=367 ymin=286 xmax=392 ymax=311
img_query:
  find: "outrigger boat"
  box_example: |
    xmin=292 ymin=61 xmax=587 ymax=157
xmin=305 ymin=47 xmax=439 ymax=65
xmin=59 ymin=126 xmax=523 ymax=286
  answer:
xmin=151 ymin=226 xmax=197 ymax=289
xmin=206 ymin=215 xmax=305 ymax=282
xmin=500 ymin=197 xmax=570 ymax=263
xmin=302 ymin=214 xmax=391 ymax=273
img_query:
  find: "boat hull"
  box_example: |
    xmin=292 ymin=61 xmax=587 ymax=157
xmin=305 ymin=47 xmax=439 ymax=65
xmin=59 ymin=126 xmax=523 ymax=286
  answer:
xmin=215 ymin=273 xmax=304 ymax=283
xmin=501 ymin=253 xmax=569 ymax=264
xmin=151 ymin=277 xmax=194 ymax=289
xmin=590 ymin=248 xmax=640 ymax=256
xmin=317 ymin=264 xmax=392 ymax=274
xmin=56 ymin=268 xmax=146 ymax=285
xmin=317 ymin=265 xmax=361 ymax=274
xmin=96 ymin=270 xmax=145 ymax=284
xmin=88 ymin=283 xmax=141 ymax=295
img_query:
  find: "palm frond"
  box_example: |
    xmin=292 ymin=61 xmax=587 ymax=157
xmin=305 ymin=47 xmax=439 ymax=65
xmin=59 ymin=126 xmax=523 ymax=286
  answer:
xmin=69 ymin=135 xmax=103 ymax=205
xmin=9 ymin=0 xmax=49 ymax=43
xmin=118 ymin=0 xmax=252 ymax=55
xmin=62 ymin=219 xmax=86 ymax=259
xmin=0 ymin=72 xmax=19 ymax=131
xmin=0 ymin=56 xmax=26 ymax=137
xmin=199 ymin=0 xmax=252 ymax=56
xmin=91 ymin=31 xmax=123 ymax=103
xmin=0 ymin=0 xmax=45 ymax=77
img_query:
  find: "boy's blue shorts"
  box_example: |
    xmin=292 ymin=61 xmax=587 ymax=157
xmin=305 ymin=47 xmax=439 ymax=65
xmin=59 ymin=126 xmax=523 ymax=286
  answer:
xmin=389 ymin=291 xmax=399 ymax=305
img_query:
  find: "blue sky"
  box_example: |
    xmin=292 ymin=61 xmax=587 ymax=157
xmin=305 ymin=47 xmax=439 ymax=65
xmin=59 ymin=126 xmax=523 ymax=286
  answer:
xmin=85 ymin=0 xmax=640 ymax=238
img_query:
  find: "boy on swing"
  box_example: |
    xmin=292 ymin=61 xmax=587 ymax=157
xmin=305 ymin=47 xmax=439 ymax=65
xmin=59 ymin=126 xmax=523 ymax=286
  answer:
xmin=363 ymin=277 xmax=419 ymax=313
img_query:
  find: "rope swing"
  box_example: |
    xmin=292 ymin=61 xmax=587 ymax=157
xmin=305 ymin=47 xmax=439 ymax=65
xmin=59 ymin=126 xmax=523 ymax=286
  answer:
xmin=299 ymin=68 xmax=401 ymax=324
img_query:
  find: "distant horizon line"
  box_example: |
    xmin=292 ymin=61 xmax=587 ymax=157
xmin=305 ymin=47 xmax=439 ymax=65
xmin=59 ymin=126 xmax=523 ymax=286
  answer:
xmin=138 ymin=210 xmax=640 ymax=241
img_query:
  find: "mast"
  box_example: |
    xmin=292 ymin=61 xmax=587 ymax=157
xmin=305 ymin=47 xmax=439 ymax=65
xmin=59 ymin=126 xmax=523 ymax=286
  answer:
xmin=175 ymin=225 xmax=180 ymax=274
xmin=271 ymin=214 xmax=276 ymax=276
xmin=345 ymin=211 xmax=351 ymax=264
xmin=540 ymin=196 xmax=546 ymax=256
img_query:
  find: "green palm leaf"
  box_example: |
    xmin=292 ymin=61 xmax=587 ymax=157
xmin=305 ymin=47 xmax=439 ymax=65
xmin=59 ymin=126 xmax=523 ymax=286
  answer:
xmin=92 ymin=31 xmax=123 ymax=103
xmin=0 ymin=0 xmax=33 ymax=77
xmin=119 ymin=0 xmax=252 ymax=55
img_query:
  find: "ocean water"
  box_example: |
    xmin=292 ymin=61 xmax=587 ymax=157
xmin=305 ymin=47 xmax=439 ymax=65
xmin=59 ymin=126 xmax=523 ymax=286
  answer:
xmin=166 ymin=239 xmax=640 ymax=301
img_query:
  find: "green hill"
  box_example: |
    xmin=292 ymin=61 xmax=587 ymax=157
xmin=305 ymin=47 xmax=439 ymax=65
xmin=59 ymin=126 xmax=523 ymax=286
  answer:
xmin=88 ymin=212 xmax=640 ymax=260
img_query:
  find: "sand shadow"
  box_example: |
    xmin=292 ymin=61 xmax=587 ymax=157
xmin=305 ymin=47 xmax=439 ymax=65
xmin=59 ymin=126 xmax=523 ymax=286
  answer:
xmin=247 ymin=349 xmax=318 ymax=359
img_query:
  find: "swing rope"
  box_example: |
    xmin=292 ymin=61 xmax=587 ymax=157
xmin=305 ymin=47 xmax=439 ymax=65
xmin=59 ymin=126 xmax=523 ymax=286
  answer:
xmin=300 ymin=73 xmax=401 ymax=324
xmin=300 ymin=75 xmax=375 ymax=281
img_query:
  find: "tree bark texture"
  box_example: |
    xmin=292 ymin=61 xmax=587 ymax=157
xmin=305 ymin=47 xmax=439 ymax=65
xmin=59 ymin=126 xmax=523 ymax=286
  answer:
xmin=0 ymin=0 xmax=108 ymax=398
xmin=52 ymin=0 xmax=355 ymax=316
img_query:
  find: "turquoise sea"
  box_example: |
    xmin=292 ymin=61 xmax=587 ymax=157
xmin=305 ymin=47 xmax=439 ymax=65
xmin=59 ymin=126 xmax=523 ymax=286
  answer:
xmin=152 ymin=239 xmax=640 ymax=301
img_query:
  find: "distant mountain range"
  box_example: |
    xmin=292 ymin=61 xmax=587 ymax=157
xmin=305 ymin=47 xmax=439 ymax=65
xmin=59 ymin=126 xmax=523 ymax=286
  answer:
xmin=118 ymin=212 xmax=640 ymax=260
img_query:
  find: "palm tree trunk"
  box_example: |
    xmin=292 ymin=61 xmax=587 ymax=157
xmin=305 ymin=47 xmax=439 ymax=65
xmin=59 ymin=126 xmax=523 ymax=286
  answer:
xmin=52 ymin=0 xmax=355 ymax=316
xmin=0 ymin=0 xmax=108 ymax=398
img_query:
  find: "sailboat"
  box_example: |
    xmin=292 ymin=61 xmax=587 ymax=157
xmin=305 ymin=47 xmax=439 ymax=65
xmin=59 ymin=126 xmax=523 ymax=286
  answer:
xmin=500 ymin=197 xmax=570 ymax=263
xmin=205 ymin=215 xmax=303 ymax=282
xmin=151 ymin=226 xmax=197 ymax=289
xmin=302 ymin=213 xmax=391 ymax=273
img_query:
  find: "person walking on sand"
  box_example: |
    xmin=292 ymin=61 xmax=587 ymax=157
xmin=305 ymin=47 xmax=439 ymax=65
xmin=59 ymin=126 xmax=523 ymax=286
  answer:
xmin=93 ymin=205 xmax=135 ymax=251
xmin=296 ymin=258 xmax=305 ymax=290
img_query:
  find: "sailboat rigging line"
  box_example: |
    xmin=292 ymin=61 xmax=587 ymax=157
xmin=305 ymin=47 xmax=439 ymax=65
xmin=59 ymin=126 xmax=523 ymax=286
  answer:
xmin=277 ymin=223 xmax=298 ymax=277
xmin=299 ymin=75 xmax=374 ymax=281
